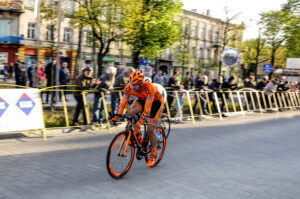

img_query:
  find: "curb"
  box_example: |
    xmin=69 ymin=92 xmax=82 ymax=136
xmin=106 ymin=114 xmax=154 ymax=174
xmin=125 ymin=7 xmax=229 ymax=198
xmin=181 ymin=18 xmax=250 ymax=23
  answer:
xmin=0 ymin=133 xmax=26 ymax=139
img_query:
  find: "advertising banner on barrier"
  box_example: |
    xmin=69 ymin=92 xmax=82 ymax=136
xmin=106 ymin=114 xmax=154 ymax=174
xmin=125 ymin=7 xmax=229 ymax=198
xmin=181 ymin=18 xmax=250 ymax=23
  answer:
xmin=0 ymin=89 xmax=44 ymax=133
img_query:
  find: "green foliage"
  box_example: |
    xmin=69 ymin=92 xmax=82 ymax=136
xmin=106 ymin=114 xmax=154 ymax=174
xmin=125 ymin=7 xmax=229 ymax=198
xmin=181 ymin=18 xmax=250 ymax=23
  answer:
xmin=281 ymin=0 xmax=300 ymax=57
xmin=124 ymin=0 xmax=183 ymax=67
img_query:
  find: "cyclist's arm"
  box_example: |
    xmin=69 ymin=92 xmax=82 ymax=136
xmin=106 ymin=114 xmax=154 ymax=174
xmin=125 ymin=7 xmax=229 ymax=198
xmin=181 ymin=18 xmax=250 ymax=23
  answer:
xmin=114 ymin=84 xmax=131 ymax=120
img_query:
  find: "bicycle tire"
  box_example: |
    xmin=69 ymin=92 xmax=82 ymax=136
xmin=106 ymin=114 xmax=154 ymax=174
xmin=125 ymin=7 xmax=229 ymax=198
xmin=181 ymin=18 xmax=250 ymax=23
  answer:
xmin=106 ymin=131 xmax=135 ymax=179
xmin=145 ymin=127 xmax=166 ymax=167
xmin=161 ymin=113 xmax=171 ymax=139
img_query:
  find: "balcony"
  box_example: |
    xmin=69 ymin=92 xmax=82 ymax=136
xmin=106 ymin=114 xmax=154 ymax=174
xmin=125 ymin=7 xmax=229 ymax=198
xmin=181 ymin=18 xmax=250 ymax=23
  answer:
xmin=0 ymin=36 xmax=23 ymax=44
xmin=0 ymin=1 xmax=22 ymax=13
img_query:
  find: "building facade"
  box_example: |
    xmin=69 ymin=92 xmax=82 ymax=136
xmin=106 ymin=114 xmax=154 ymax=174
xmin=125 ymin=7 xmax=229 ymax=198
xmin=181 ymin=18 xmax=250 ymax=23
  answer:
xmin=0 ymin=1 xmax=244 ymax=79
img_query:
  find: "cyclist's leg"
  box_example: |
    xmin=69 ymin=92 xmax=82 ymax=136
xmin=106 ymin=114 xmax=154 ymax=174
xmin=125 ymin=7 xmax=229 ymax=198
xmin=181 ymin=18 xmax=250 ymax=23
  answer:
xmin=127 ymin=99 xmax=143 ymax=116
xmin=148 ymin=100 xmax=164 ymax=148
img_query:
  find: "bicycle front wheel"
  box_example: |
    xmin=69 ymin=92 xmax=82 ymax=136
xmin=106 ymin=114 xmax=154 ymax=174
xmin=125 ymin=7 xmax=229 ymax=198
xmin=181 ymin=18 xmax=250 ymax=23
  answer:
xmin=106 ymin=131 xmax=135 ymax=179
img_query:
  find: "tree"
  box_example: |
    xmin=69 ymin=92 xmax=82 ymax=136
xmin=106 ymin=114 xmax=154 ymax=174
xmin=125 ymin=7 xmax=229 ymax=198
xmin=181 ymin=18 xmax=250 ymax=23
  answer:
xmin=172 ymin=19 xmax=193 ymax=74
xmin=242 ymin=35 xmax=268 ymax=80
xmin=281 ymin=0 xmax=300 ymax=57
xmin=124 ymin=0 xmax=182 ymax=68
xmin=71 ymin=0 xmax=137 ymax=76
xmin=259 ymin=10 xmax=287 ymax=79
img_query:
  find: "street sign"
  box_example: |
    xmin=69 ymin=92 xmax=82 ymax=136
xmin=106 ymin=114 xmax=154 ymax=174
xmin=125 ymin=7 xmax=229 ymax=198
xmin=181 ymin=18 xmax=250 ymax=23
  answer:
xmin=221 ymin=48 xmax=240 ymax=67
xmin=262 ymin=63 xmax=273 ymax=73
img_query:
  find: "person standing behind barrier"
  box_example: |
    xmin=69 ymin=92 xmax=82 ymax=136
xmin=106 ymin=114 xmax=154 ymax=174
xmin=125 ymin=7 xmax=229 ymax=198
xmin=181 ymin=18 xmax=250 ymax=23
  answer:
xmin=193 ymin=75 xmax=209 ymax=115
xmin=100 ymin=66 xmax=117 ymax=115
xmin=263 ymin=79 xmax=279 ymax=109
xmin=114 ymin=67 xmax=135 ymax=89
xmin=244 ymin=76 xmax=256 ymax=110
xmin=256 ymin=76 xmax=269 ymax=108
xmin=167 ymin=72 xmax=180 ymax=109
xmin=183 ymin=72 xmax=190 ymax=90
xmin=44 ymin=60 xmax=56 ymax=104
xmin=174 ymin=84 xmax=185 ymax=123
xmin=153 ymin=70 xmax=164 ymax=85
xmin=72 ymin=67 xmax=100 ymax=126
xmin=221 ymin=76 xmax=238 ymax=114
xmin=27 ymin=62 xmax=36 ymax=87
xmin=15 ymin=61 xmax=27 ymax=86
xmin=59 ymin=62 xmax=70 ymax=102
xmin=208 ymin=76 xmax=223 ymax=113
xmin=37 ymin=62 xmax=45 ymax=88
xmin=162 ymin=72 xmax=169 ymax=87
xmin=92 ymin=76 xmax=109 ymax=125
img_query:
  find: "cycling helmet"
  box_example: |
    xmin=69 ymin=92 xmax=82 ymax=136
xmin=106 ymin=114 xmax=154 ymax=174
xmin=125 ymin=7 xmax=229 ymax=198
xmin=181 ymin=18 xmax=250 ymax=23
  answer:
xmin=129 ymin=71 xmax=144 ymax=84
xmin=144 ymin=77 xmax=152 ymax=83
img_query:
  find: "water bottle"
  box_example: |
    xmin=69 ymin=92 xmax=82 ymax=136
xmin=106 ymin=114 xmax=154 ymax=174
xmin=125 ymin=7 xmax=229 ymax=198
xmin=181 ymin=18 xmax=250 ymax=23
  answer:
xmin=156 ymin=130 xmax=161 ymax=139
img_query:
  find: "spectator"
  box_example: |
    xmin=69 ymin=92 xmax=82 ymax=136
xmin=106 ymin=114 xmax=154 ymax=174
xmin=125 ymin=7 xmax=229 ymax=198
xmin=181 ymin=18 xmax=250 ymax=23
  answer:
xmin=167 ymin=72 xmax=180 ymax=109
xmin=2 ymin=63 xmax=9 ymax=81
xmin=162 ymin=72 xmax=169 ymax=87
xmin=15 ymin=61 xmax=27 ymax=86
xmin=189 ymin=74 xmax=194 ymax=89
xmin=277 ymin=76 xmax=290 ymax=92
xmin=263 ymin=79 xmax=279 ymax=109
xmin=37 ymin=62 xmax=45 ymax=88
xmin=45 ymin=60 xmax=56 ymax=104
xmin=193 ymin=75 xmax=209 ymax=115
xmin=153 ymin=70 xmax=164 ymax=85
xmin=93 ymin=66 xmax=117 ymax=123
xmin=208 ymin=76 xmax=223 ymax=114
xmin=244 ymin=76 xmax=256 ymax=88
xmin=114 ymin=67 xmax=135 ymax=89
xmin=256 ymin=76 xmax=268 ymax=90
xmin=59 ymin=62 xmax=70 ymax=101
xmin=72 ymin=67 xmax=100 ymax=126
xmin=182 ymin=72 xmax=190 ymax=90
xmin=27 ymin=62 xmax=36 ymax=87
xmin=221 ymin=75 xmax=238 ymax=113
xmin=173 ymin=84 xmax=185 ymax=123
xmin=244 ymin=76 xmax=256 ymax=110
xmin=116 ymin=64 xmax=125 ymax=77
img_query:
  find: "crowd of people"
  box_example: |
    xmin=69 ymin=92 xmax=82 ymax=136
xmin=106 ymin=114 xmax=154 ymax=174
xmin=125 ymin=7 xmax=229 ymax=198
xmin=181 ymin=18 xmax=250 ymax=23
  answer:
xmin=1 ymin=61 xmax=300 ymax=125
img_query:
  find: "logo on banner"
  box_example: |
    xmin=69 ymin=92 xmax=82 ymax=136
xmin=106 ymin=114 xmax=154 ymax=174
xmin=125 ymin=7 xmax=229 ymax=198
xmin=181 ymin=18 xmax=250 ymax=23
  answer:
xmin=0 ymin=97 xmax=9 ymax=118
xmin=16 ymin=93 xmax=35 ymax=115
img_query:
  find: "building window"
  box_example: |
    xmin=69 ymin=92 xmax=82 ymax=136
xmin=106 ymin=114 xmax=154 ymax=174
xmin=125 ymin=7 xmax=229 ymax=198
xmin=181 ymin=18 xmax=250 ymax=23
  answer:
xmin=28 ymin=0 xmax=35 ymax=7
xmin=199 ymin=48 xmax=204 ymax=58
xmin=0 ymin=20 xmax=10 ymax=36
xmin=191 ymin=26 xmax=197 ymax=38
xmin=215 ymin=31 xmax=219 ymax=43
xmin=64 ymin=0 xmax=74 ymax=13
xmin=207 ymin=49 xmax=211 ymax=60
xmin=209 ymin=29 xmax=213 ymax=42
xmin=201 ymin=27 xmax=206 ymax=40
xmin=64 ymin=28 xmax=71 ymax=42
xmin=46 ymin=25 xmax=54 ymax=41
xmin=28 ymin=23 xmax=36 ymax=39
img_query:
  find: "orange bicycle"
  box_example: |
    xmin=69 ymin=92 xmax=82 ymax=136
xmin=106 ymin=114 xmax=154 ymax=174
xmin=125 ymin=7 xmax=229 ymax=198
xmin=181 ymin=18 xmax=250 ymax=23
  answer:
xmin=106 ymin=114 xmax=166 ymax=179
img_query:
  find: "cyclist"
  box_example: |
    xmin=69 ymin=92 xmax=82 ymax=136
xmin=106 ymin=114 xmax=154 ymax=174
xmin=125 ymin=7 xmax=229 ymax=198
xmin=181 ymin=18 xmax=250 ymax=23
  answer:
xmin=110 ymin=71 xmax=164 ymax=167
xmin=144 ymin=77 xmax=167 ymax=103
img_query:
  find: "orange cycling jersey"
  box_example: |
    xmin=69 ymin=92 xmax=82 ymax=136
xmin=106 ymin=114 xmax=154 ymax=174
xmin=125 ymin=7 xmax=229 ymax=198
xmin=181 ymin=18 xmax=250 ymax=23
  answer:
xmin=116 ymin=81 xmax=164 ymax=125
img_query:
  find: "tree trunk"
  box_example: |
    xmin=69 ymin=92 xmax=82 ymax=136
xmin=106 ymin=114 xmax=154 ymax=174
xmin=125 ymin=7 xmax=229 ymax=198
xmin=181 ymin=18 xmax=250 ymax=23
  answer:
xmin=74 ymin=25 xmax=83 ymax=78
xmin=132 ymin=50 xmax=140 ymax=69
xmin=97 ymin=52 xmax=104 ymax=77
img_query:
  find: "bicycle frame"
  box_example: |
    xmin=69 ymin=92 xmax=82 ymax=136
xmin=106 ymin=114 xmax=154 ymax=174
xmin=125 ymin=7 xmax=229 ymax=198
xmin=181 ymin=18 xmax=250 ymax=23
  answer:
xmin=116 ymin=114 xmax=149 ymax=158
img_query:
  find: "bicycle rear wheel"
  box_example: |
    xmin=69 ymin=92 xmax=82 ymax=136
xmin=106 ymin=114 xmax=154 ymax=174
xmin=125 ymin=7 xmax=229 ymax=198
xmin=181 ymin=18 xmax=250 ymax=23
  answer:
xmin=145 ymin=127 xmax=166 ymax=167
xmin=106 ymin=131 xmax=135 ymax=179
xmin=161 ymin=113 xmax=171 ymax=139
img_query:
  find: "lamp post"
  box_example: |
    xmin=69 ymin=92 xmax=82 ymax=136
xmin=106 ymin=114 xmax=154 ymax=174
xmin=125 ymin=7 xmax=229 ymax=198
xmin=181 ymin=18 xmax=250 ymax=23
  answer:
xmin=55 ymin=0 xmax=62 ymax=102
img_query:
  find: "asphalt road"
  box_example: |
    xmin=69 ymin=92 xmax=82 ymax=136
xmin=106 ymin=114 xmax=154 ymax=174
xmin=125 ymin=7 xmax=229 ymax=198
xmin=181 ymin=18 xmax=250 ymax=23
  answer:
xmin=1 ymin=111 xmax=300 ymax=199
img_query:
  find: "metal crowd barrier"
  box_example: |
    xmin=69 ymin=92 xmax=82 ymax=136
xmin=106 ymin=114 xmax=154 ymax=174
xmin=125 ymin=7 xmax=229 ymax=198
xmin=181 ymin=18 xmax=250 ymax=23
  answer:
xmin=1 ymin=83 xmax=300 ymax=141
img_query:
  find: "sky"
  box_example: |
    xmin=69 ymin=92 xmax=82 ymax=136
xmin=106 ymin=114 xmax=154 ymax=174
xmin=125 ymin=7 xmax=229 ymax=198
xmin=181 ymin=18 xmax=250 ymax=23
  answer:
xmin=182 ymin=0 xmax=288 ymax=40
